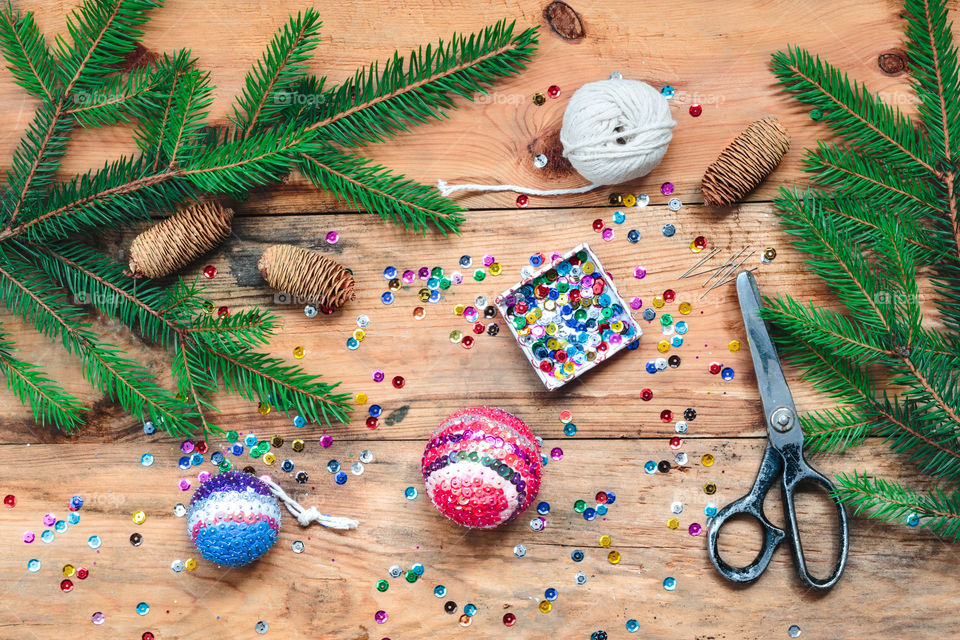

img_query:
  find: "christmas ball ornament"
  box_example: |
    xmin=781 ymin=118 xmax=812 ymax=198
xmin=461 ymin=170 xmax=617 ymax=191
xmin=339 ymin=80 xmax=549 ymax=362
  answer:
xmin=186 ymin=471 xmax=281 ymax=566
xmin=422 ymin=407 xmax=541 ymax=529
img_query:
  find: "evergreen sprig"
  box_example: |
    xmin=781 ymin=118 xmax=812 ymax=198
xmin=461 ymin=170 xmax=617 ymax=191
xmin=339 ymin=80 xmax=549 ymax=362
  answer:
xmin=0 ymin=0 xmax=536 ymax=435
xmin=769 ymin=0 xmax=960 ymax=538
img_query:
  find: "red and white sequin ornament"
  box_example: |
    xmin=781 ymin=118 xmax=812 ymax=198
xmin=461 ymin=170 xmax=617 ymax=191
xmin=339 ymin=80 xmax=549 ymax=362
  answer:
xmin=422 ymin=407 xmax=542 ymax=529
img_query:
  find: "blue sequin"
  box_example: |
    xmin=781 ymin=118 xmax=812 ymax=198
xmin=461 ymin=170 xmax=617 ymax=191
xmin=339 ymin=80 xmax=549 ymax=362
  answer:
xmin=381 ymin=291 xmax=394 ymax=305
xmin=537 ymin=501 xmax=551 ymax=515
xmin=178 ymin=456 xmax=191 ymax=470
xmin=190 ymin=452 xmax=203 ymax=466
xmin=70 ymin=495 xmax=84 ymax=510
xmin=293 ymin=415 xmax=307 ymax=428
xmin=140 ymin=453 xmax=154 ymax=467
xmin=244 ymin=434 xmax=258 ymax=447
xmin=383 ymin=266 xmax=397 ymax=279
xmin=571 ymin=549 xmax=584 ymax=562
xmin=281 ymin=459 xmax=295 ymax=473
xmin=596 ymin=504 xmax=608 ymax=516
xmin=675 ymin=321 xmax=688 ymax=334
xmin=40 ymin=530 xmax=54 ymax=543
xmin=544 ymin=587 xmax=558 ymax=601
xmin=327 ymin=460 xmax=341 ymax=473
xmin=663 ymin=576 xmax=677 ymax=591
xmin=54 ymin=520 xmax=66 ymax=532
xmin=211 ymin=452 xmax=225 ymax=465
xmin=563 ymin=423 xmax=577 ymax=436
xmin=404 ymin=486 xmax=418 ymax=500
xmin=464 ymin=603 xmax=477 ymax=616
xmin=583 ymin=507 xmax=597 ymax=521
xmin=346 ymin=337 xmax=360 ymax=350
xmin=646 ymin=361 xmax=658 ymax=374
xmin=459 ymin=255 xmax=472 ymax=268
xmin=68 ymin=512 xmax=80 ymax=525
xmin=231 ymin=443 xmax=244 ymax=456
xmin=428 ymin=290 xmax=441 ymax=304
xmin=642 ymin=308 xmax=656 ymax=321
xmin=335 ymin=471 xmax=348 ymax=485
xmin=412 ymin=562 xmax=425 ymax=575
xmin=661 ymin=85 xmax=675 ymax=99
xmin=704 ymin=503 xmax=718 ymax=517
xmin=627 ymin=229 xmax=640 ymax=243
xmin=369 ymin=404 xmax=382 ymax=418
xmin=613 ymin=210 xmax=626 ymax=224
xmin=644 ymin=460 xmax=658 ymax=474
xmin=906 ymin=512 xmax=920 ymax=527
xmin=605 ymin=492 xmax=616 ymax=504
xmin=530 ymin=254 xmax=543 ymax=267
xmin=434 ymin=584 xmax=447 ymax=597
xmin=721 ymin=367 xmax=735 ymax=381
xmin=143 ymin=421 xmax=156 ymax=435
xmin=626 ymin=619 xmax=640 ymax=632
xmin=662 ymin=223 xmax=676 ymax=237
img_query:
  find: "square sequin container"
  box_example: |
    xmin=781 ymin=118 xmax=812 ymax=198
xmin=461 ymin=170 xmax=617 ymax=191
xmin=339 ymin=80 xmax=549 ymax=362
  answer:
xmin=495 ymin=243 xmax=641 ymax=390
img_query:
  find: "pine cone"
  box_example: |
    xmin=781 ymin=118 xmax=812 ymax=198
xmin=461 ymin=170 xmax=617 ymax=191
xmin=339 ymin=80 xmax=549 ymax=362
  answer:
xmin=701 ymin=117 xmax=790 ymax=207
xmin=128 ymin=201 xmax=234 ymax=278
xmin=258 ymin=244 xmax=356 ymax=310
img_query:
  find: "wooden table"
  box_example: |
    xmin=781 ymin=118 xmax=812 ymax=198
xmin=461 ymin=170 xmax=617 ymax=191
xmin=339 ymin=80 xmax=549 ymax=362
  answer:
xmin=0 ymin=1 xmax=954 ymax=638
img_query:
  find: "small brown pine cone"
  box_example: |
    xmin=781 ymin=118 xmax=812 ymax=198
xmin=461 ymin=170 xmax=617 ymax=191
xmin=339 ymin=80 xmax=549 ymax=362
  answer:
xmin=701 ymin=117 xmax=790 ymax=207
xmin=258 ymin=244 xmax=357 ymax=310
xmin=128 ymin=201 xmax=234 ymax=278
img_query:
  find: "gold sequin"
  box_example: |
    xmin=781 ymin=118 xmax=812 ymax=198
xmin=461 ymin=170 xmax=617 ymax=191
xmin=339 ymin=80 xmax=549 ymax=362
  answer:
xmin=657 ymin=340 xmax=670 ymax=353
xmin=679 ymin=302 xmax=692 ymax=315
xmin=701 ymin=454 xmax=715 ymax=467
xmin=388 ymin=278 xmax=401 ymax=292
xmin=599 ymin=534 xmax=612 ymax=548
xmin=292 ymin=439 xmax=305 ymax=452
xmin=667 ymin=518 xmax=679 ymax=530
xmin=293 ymin=346 xmax=305 ymax=359
xmin=652 ymin=296 xmax=665 ymax=309
xmin=728 ymin=340 xmax=741 ymax=353
xmin=454 ymin=304 xmax=466 ymax=316
xmin=355 ymin=392 xmax=368 ymax=405
xmin=704 ymin=482 xmax=717 ymax=495
xmin=353 ymin=329 xmax=365 ymax=342
xmin=263 ymin=452 xmax=277 ymax=465
xmin=607 ymin=550 xmax=621 ymax=564
xmin=132 ymin=510 xmax=146 ymax=525
xmin=62 ymin=564 xmax=75 ymax=577
xmin=185 ymin=558 xmax=198 ymax=571
xmin=622 ymin=193 xmax=637 ymax=207
xmin=258 ymin=402 xmax=271 ymax=415
xmin=539 ymin=600 xmax=552 ymax=613
xmin=489 ymin=263 xmax=502 ymax=276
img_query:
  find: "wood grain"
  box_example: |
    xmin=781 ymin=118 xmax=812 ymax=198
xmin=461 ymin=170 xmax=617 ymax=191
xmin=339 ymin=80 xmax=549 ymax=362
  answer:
xmin=0 ymin=440 xmax=952 ymax=640
xmin=0 ymin=1 xmax=956 ymax=638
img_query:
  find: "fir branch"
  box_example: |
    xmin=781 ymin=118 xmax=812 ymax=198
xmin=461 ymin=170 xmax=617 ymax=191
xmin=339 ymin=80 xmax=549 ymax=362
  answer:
xmin=762 ymin=293 xmax=894 ymax=364
xmin=183 ymin=308 xmax=278 ymax=351
xmin=231 ymin=7 xmax=322 ymax=135
xmin=835 ymin=472 xmax=960 ymax=539
xmin=64 ymin=62 xmax=164 ymax=127
xmin=295 ymin=21 xmax=538 ymax=146
xmin=0 ymin=1 xmax=60 ymax=101
xmin=800 ymin=406 xmax=880 ymax=452
xmin=297 ymin=149 xmax=464 ymax=234
xmin=56 ymin=0 xmax=162 ymax=94
xmin=770 ymin=44 xmax=935 ymax=175
xmin=161 ymin=64 xmax=212 ymax=167
xmin=172 ymin=339 xmax=218 ymax=436
xmin=804 ymin=143 xmax=947 ymax=216
xmin=0 ymin=326 xmax=85 ymax=430
xmin=196 ymin=344 xmax=352 ymax=426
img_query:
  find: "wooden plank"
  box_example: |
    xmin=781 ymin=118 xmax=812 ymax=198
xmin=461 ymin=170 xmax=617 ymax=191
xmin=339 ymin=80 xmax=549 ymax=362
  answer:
xmin=0 ymin=203 xmax=865 ymax=442
xmin=0 ymin=0 xmax=923 ymax=214
xmin=0 ymin=440 xmax=950 ymax=639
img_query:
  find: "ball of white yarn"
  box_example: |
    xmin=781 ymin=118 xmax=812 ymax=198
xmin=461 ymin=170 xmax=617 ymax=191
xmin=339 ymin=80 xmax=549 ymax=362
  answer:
xmin=560 ymin=78 xmax=676 ymax=185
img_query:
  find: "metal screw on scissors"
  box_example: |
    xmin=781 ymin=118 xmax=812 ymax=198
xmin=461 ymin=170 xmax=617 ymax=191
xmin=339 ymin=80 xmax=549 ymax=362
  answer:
xmin=706 ymin=271 xmax=850 ymax=589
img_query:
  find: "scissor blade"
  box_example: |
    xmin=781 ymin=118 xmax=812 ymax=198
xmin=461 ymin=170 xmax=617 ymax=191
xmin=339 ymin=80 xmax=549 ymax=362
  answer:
xmin=736 ymin=271 xmax=804 ymax=448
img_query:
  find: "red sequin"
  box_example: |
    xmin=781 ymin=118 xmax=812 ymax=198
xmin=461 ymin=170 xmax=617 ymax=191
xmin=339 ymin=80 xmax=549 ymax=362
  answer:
xmin=392 ymin=375 xmax=405 ymax=389
xmin=516 ymin=194 xmax=529 ymax=208
xmin=217 ymin=306 xmax=230 ymax=318
xmin=709 ymin=362 xmax=723 ymax=375
xmin=539 ymin=360 xmax=553 ymax=372
xmin=694 ymin=236 xmax=707 ymax=250
xmin=472 ymin=322 xmax=485 ymax=335
xmin=194 ymin=441 xmax=208 ymax=454
xmin=76 ymin=567 xmax=89 ymax=579
xmin=592 ymin=219 xmax=604 ymax=232
xmin=663 ymin=289 xmax=676 ymax=303
xmin=202 ymin=265 xmax=217 ymax=279
xmin=60 ymin=579 xmax=73 ymax=592
xmin=640 ymin=388 xmax=653 ymax=401
xmin=366 ymin=417 xmax=379 ymax=429
xmin=503 ymin=613 xmax=517 ymax=626
xmin=595 ymin=491 xmax=609 ymax=504
xmin=515 ymin=300 xmax=530 ymax=314
xmin=689 ymin=103 xmax=703 ymax=117
xmin=3 ymin=494 xmax=15 ymax=507
xmin=461 ymin=336 xmax=475 ymax=349
xmin=669 ymin=436 xmax=683 ymax=450
xmin=143 ymin=633 xmax=156 ymax=640
xmin=547 ymin=85 xmax=561 ymax=98
xmin=660 ymin=409 xmax=673 ymax=422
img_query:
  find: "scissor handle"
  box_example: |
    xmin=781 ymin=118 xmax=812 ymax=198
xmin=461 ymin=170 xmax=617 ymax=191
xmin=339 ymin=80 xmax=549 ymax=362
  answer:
xmin=707 ymin=443 xmax=787 ymax=583
xmin=778 ymin=442 xmax=850 ymax=590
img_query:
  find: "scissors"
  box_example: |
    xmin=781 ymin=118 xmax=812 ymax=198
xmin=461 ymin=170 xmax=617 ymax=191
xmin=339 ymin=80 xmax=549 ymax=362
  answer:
xmin=706 ymin=270 xmax=850 ymax=589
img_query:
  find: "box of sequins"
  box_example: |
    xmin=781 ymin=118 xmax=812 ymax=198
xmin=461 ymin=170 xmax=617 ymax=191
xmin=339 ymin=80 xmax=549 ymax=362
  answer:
xmin=494 ymin=243 xmax=641 ymax=390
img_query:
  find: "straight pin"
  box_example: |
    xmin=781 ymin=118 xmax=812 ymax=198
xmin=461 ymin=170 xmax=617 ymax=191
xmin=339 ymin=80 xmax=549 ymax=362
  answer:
xmin=677 ymin=247 xmax=720 ymax=279
xmin=702 ymin=246 xmax=749 ymax=288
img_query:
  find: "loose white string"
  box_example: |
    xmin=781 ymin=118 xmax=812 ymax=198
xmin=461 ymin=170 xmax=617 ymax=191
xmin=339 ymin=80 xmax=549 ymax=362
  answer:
xmin=261 ymin=477 xmax=359 ymax=530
